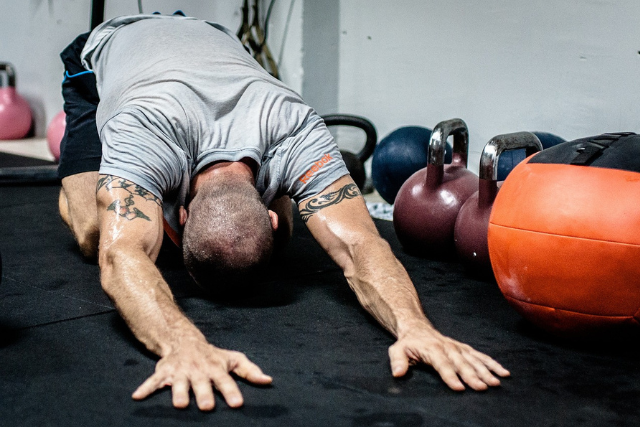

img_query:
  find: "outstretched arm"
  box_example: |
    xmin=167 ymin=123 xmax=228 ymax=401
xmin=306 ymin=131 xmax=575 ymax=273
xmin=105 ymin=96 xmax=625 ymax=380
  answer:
xmin=300 ymin=175 xmax=509 ymax=391
xmin=96 ymin=175 xmax=271 ymax=411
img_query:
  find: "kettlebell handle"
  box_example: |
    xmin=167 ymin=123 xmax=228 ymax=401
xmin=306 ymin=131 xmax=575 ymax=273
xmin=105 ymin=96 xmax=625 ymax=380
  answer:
xmin=322 ymin=114 xmax=378 ymax=162
xmin=479 ymin=132 xmax=542 ymax=181
xmin=0 ymin=63 xmax=16 ymax=87
xmin=428 ymin=118 xmax=469 ymax=167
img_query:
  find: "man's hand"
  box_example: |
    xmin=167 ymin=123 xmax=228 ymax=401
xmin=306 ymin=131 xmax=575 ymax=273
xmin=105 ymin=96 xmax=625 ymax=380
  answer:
xmin=96 ymin=176 xmax=272 ymax=410
xmin=389 ymin=328 xmax=510 ymax=391
xmin=301 ymin=176 xmax=510 ymax=393
xmin=132 ymin=339 xmax=272 ymax=411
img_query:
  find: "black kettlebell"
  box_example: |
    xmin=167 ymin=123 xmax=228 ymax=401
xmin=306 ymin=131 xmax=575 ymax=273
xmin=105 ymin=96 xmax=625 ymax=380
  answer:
xmin=322 ymin=114 xmax=377 ymax=191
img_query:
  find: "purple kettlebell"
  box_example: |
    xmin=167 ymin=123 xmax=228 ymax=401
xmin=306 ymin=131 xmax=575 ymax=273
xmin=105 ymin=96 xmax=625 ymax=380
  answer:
xmin=393 ymin=118 xmax=478 ymax=255
xmin=454 ymin=132 xmax=542 ymax=267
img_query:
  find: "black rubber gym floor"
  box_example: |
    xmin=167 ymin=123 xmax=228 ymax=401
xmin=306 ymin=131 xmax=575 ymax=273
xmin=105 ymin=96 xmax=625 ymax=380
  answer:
xmin=1 ymin=153 xmax=639 ymax=426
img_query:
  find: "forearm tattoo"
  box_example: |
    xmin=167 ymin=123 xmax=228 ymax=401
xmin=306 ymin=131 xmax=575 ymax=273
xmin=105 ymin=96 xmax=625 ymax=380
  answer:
xmin=299 ymin=183 xmax=361 ymax=222
xmin=96 ymin=175 xmax=161 ymax=221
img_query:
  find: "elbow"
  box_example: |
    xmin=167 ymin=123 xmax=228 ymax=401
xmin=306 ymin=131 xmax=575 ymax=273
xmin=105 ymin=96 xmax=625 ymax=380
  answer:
xmin=98 ymin=241 xmax=116 ymax=270
xmin=98 ymin=241 xmax=159 ymax=298
xmin=98 ymin=243 xmax=126 ymax=295
xmin=349 ymin=230 xmax=393 ymax=258
xmin=341 ymin=231 xmax=393 ymax=279
xmin=77 ymin=227 xmax=100 ymax=260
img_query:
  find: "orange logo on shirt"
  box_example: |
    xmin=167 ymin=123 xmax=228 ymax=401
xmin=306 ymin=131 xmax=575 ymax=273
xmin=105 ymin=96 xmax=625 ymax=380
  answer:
xmin=299 ymin=154 xmax=333 ymax=184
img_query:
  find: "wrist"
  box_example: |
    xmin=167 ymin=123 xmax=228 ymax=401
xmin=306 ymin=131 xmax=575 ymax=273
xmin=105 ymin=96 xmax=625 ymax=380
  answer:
xmin=158 ymin=324 xmax=209 ymax=357
xmin=395 ymin=317 xmax=436 ymax=340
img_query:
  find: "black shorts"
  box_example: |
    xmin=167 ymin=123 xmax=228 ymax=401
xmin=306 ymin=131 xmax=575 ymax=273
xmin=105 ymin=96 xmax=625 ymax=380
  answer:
xmin=57 ymin=32 xmax=102 ymax=180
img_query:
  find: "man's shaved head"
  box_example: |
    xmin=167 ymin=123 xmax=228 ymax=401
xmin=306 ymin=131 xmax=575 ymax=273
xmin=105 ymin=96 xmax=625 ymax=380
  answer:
xmin=182 ymin=175 xmax=274 ymax=294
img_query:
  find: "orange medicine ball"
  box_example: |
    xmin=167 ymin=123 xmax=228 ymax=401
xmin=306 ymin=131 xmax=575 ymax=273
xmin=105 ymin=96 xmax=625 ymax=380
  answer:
xmin=488 ymin=132 xmax=640 ymax=336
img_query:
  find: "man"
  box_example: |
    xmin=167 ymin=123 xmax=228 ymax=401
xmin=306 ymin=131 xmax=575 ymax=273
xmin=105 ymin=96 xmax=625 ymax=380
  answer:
xmin=57 ymin=13 xmax=509 ymax=412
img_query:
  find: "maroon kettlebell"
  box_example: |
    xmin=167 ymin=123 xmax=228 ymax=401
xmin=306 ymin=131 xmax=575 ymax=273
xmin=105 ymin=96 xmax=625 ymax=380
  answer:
xmin=0 ymin=63 xmax=32 ymax=140
xmin=393 ymin=118 xmax=478 ymax=255
xmin=454 ymin=132 xmax=542 ymax=267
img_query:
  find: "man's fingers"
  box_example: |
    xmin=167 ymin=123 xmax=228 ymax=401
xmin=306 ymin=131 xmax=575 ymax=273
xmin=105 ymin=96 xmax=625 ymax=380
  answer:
xmin=131 ymin=347 xmax=274 ymax=410
xmin=442 ymin=346 xmax=489 ymax=391
xmin=388 ymin=344 xmax=409 ymax=377
xmin=390 ymin=334 xmax=509 ymax=393
xmin=191 ymin=377 xmax=216 ymax=411
xmin=422 ymin=350 xmax=466 ymax=391
xmin=212 ymin=374 xmax=244 ymax=408
xmin=470 ymin=350 xmax=511 ymax=377
xmin=171 ymin=378 xmax=191 ymax=409
xmin=132 ymin=372 xmax=166 ymax=400
xmin=230 ymin=353 xmax=273 ymax=385
xmin=461 ymin=352 xmax=502 ymax=387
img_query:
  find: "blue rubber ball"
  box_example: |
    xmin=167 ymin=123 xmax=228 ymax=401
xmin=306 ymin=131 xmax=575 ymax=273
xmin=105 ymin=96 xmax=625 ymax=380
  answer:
xmin=497 ymin=131 xmax=565 ymax=181
xmin=372 ymin=126 xmax=452 ymax=204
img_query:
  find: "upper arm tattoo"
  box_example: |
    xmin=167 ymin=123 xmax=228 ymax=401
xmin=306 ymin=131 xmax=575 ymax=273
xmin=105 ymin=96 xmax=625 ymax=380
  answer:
xmin=299 ymin=183 xmax=361 ymax=223
xmin=97 ymin=175 xmax=161 ymax=221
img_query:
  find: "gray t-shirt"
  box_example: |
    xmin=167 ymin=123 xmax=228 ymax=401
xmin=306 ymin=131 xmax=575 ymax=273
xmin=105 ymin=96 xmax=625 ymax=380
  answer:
xmin=81 ymin=14 xmax=348 ymax=233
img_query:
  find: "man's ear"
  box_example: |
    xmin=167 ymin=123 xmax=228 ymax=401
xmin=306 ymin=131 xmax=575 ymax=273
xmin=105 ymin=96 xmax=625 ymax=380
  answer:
xmin=268 ymin=210 xmax=279 ymax=231
xmin=179 ymin=206 xmax=188 ymax=227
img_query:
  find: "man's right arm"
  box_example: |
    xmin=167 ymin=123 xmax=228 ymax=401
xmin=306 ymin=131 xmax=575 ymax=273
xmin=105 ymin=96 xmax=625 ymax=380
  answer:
xmin=96 ymin=175 xmax=272 ymax=411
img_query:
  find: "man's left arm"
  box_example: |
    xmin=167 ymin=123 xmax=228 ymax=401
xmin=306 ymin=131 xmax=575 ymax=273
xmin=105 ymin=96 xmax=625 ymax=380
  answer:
xmin=299 ymin=175 xmax=510 ymax=391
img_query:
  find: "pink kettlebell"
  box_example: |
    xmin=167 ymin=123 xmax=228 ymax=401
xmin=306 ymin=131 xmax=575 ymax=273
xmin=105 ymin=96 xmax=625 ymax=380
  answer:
xmin=0 ymin=63 xmax=32 ymax=140
xmin=47 ymin=111 xmax=66 ymax=161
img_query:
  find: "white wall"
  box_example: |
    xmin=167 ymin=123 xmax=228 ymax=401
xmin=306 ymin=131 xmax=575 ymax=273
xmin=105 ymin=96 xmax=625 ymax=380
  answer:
xmin=302 ymin=0 xmax=339 ymax=115
xmin=337 ymin=0 xmax=640 ymax=172
xmin=267 ymin=0 xmax=304 ymax=95
xmin=2 ymin=0 xmax=639 ymax=164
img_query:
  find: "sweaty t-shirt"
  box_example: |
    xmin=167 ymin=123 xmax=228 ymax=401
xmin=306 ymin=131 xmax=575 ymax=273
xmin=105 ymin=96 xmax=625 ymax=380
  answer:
xmin=81 ymin=14 xmax=348 ymax=233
